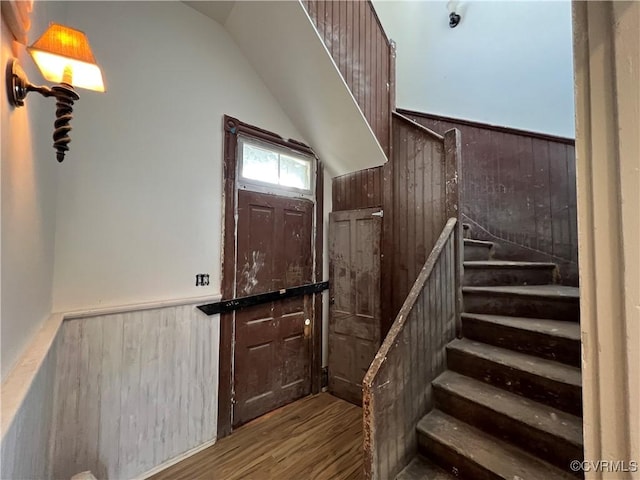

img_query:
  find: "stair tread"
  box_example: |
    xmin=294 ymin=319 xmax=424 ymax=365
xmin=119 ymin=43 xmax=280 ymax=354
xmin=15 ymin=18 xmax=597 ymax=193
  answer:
xmin=396 ymin=455 xmax=456 ymax=480
xmin=418 ymin=411 xmax=576 ymax=479
xmin=461 ymin=313 xmax=581 ymax=341
xmin=464 ymin=260 xmax=556 ymax=269
xmin=463 ymin=285 xmax=579 ymax=299
xmin=447 ymin=338 xmax=581 ymax=387
xmin=464 ymin=239 xmax=494 ymax=247
xmin=433 ymin=371 xmax=583 ymax=448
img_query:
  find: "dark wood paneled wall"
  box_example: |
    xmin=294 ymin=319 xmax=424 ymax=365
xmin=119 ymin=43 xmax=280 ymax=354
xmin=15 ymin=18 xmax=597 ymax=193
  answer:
xmin=382 ymin=113 xmax=452 ymax=333
xmin=400 ymin=109 xmax=578 ymax=286
xmin=364 ymin=221 xmax=459 ymax=480
xmin=303 ymin=0 xmax=394 ymax=158
xmin=332 ymin=166 xmax=383 ymax=211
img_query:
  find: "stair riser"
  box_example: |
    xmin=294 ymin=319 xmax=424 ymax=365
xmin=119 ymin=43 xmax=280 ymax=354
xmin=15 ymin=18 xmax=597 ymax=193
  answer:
xmin=396 ymin=456 xmax=455 ymax=480
xmin=464 ymin=293 xmax=580 ymax=321
xmin=464 ymin=245 xmax=493 ymax=261
xmin=446 ymin=348 xmax=582 ymax=416
xmin=463 ymin=267 xmax=556 ymax=286
xmin=418 ymin=433 xmax=505 ymax=480
xmin=462 ymin=317 xmax=581 ymax=367
xmin=433 ymin=387 xmax=583 ymax=476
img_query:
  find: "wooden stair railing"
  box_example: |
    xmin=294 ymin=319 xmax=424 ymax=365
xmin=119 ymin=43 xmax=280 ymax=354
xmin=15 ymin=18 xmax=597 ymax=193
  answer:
xmin=362 ymin=114 xmax=462 ymax=479
xmin=302 ymin=0 xmax=395 ymax=158
xmin=363 ymin=218 xmax=462 ymax=480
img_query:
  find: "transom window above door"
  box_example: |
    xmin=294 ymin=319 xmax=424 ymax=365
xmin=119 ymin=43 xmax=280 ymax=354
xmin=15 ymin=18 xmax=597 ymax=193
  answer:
xmin=238 ymin=136 xmax=314 ymax=197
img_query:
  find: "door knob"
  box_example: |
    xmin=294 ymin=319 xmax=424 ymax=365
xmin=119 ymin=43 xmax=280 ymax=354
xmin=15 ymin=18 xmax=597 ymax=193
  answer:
xmin=304 ymin=318 xmax=311 ymax=338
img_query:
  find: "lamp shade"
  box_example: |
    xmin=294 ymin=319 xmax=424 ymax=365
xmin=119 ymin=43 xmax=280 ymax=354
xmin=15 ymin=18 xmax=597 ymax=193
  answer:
xmin=27 ymin=23 xmax=105 ymax=92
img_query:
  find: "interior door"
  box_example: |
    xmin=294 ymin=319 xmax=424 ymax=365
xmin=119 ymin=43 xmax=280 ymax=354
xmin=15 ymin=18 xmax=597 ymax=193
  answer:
xmin=328 ymin=208 xmax=382 ymax=405
xmin=233 ymin=189 xmax=314 ymax=427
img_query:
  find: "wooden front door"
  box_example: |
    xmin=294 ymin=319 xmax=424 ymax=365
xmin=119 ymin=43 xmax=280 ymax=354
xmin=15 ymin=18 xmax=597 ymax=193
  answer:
xmin=328 ymin=208 xmax=382 ymax=405
xmin=233 ymin=190 xmax=314 ymax=426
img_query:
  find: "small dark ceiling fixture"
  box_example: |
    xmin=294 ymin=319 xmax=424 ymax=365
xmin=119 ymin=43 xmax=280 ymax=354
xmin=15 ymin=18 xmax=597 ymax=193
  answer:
xmin=449 ymin=11 xmax=461 ymax=28
xmin=447 ymin=1 xmax=462 ymax=28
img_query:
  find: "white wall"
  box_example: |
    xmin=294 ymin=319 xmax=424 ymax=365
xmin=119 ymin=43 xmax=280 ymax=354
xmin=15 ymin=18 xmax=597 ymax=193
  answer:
xmin=1 ymin=2 xmax=68 ymax=379
xmin=373 ymin=0 xmax=575 ymax=137
xmin=53 ymin=1 xmax=305 ymax=311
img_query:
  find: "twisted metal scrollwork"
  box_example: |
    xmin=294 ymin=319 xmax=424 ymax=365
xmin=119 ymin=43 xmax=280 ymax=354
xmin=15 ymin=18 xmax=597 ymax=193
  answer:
xmin=7 ymin=59 xmax=82 ymax=163
xmin=50 ymin=84 xmax=80 ymax=162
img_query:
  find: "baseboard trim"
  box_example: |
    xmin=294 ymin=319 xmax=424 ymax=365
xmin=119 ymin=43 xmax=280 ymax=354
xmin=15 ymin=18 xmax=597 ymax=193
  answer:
xmin=136 ymin=438 xmax=217 ymax=479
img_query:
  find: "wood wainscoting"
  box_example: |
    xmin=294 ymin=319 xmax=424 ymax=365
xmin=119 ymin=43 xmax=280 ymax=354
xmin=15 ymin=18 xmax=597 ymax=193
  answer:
xmin=51 ymin=303 xmax=220 ymax=480
xmin=363 ymin=218 xmax=461 ymax=480
xmin=302 ymin=0 xmax=395 ymax=158
xmin=150 ymin=393 xmax=363 ymax=480
xmin=332 ymin=166 xmax=383 ymax=212
xmin=399 ymin=109 xmax=578 ymax=286
xmin=381 ymin=114 xmax=460 ymax=335
xmin=332 ymin=116 xmax=461 ymax=341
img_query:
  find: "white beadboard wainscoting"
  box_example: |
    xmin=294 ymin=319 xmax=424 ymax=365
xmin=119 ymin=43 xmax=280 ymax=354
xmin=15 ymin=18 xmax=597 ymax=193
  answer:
xmin=1 ymin=295 xmax=221 ymax=480
xmin=52 ymin=304 xmax=220 ymax=479
xmin=0 ymin=316 xmax=62 ymax=480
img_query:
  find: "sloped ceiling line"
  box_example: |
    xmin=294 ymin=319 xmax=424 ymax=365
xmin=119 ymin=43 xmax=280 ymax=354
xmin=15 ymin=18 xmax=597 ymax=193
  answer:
xmin=184 ymin=0 xmax=387 ymax=177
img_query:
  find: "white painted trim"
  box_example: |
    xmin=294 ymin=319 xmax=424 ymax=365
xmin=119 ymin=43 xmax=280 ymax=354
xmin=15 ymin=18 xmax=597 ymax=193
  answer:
xmin=1 ymin=293 xmax=222 ymax=441
xmin=0 ymin=313 xmax=63 ymax=438
xmin=135 ymin=438 xmax=217 ymax=480
xmin=60 ymin=293 xmax=223 ymax=320
xmin=573 ymin=2 xmax=639 ymax=476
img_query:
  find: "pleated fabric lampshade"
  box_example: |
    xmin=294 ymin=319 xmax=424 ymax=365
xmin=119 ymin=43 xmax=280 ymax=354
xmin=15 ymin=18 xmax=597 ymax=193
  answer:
xmin=27 ymin=23 xmax=105 ymax=92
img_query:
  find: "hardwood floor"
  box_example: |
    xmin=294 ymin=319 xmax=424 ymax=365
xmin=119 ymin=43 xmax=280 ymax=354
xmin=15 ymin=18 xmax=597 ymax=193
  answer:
xmin=150 ymin=393 xmax=363 ymax=480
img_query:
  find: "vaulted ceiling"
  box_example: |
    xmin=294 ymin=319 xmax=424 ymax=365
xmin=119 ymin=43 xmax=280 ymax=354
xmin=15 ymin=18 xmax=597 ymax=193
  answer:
xmin=184 ymin=1 xmax=386 ymax=176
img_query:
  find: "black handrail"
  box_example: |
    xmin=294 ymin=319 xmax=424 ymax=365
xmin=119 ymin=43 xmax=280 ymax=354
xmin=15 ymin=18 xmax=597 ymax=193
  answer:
xmin=197 ymin=281 xmax=329 ymax=316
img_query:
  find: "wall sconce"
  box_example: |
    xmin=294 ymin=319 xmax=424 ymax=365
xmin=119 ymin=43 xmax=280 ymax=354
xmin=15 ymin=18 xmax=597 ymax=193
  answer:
xmin=447 ymin=1 xmax=461 ymax=28
xmin=6 ymin=23 xmax=105 ymax=162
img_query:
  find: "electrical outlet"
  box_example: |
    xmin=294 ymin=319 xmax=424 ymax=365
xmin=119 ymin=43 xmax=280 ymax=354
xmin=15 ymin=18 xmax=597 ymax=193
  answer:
xmin=195 ymin=273 xmax=210 ymax=286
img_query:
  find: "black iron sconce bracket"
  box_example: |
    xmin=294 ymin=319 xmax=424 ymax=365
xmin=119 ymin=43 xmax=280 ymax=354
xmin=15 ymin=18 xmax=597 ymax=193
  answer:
xmin=7 ymin=58 xmax=79 ymax=162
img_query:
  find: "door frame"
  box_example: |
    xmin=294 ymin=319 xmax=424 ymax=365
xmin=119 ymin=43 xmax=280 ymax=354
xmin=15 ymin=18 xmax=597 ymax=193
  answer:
xmin=328 ymin=207 xmax=383 ymax=406
xmin=218 ymin=115 xmax=324 ymax=438
xmin=572 ymin=2 xmax=639 ymax=464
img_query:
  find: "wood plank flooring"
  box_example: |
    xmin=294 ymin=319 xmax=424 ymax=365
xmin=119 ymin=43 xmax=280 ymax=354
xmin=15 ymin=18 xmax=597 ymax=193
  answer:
xmin=150 ymin=393 xmax=363 ymax=480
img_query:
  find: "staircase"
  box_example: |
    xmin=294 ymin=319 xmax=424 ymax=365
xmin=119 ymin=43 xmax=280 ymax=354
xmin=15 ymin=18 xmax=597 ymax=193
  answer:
xmin=396 ymin=236 xmax=583 ymax=479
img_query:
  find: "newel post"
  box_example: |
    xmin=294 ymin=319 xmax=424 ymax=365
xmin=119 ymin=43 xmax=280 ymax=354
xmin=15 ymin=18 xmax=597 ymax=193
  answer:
xmin=444 ymin=128 xmax=463 ymax=337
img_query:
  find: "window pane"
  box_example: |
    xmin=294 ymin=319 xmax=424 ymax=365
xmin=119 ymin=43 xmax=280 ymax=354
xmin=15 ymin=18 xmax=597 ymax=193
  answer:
xmin=242 ymin=143 xmax=279 ymax=184
xmin=280 ymin=154 xmax=311 ymax=190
